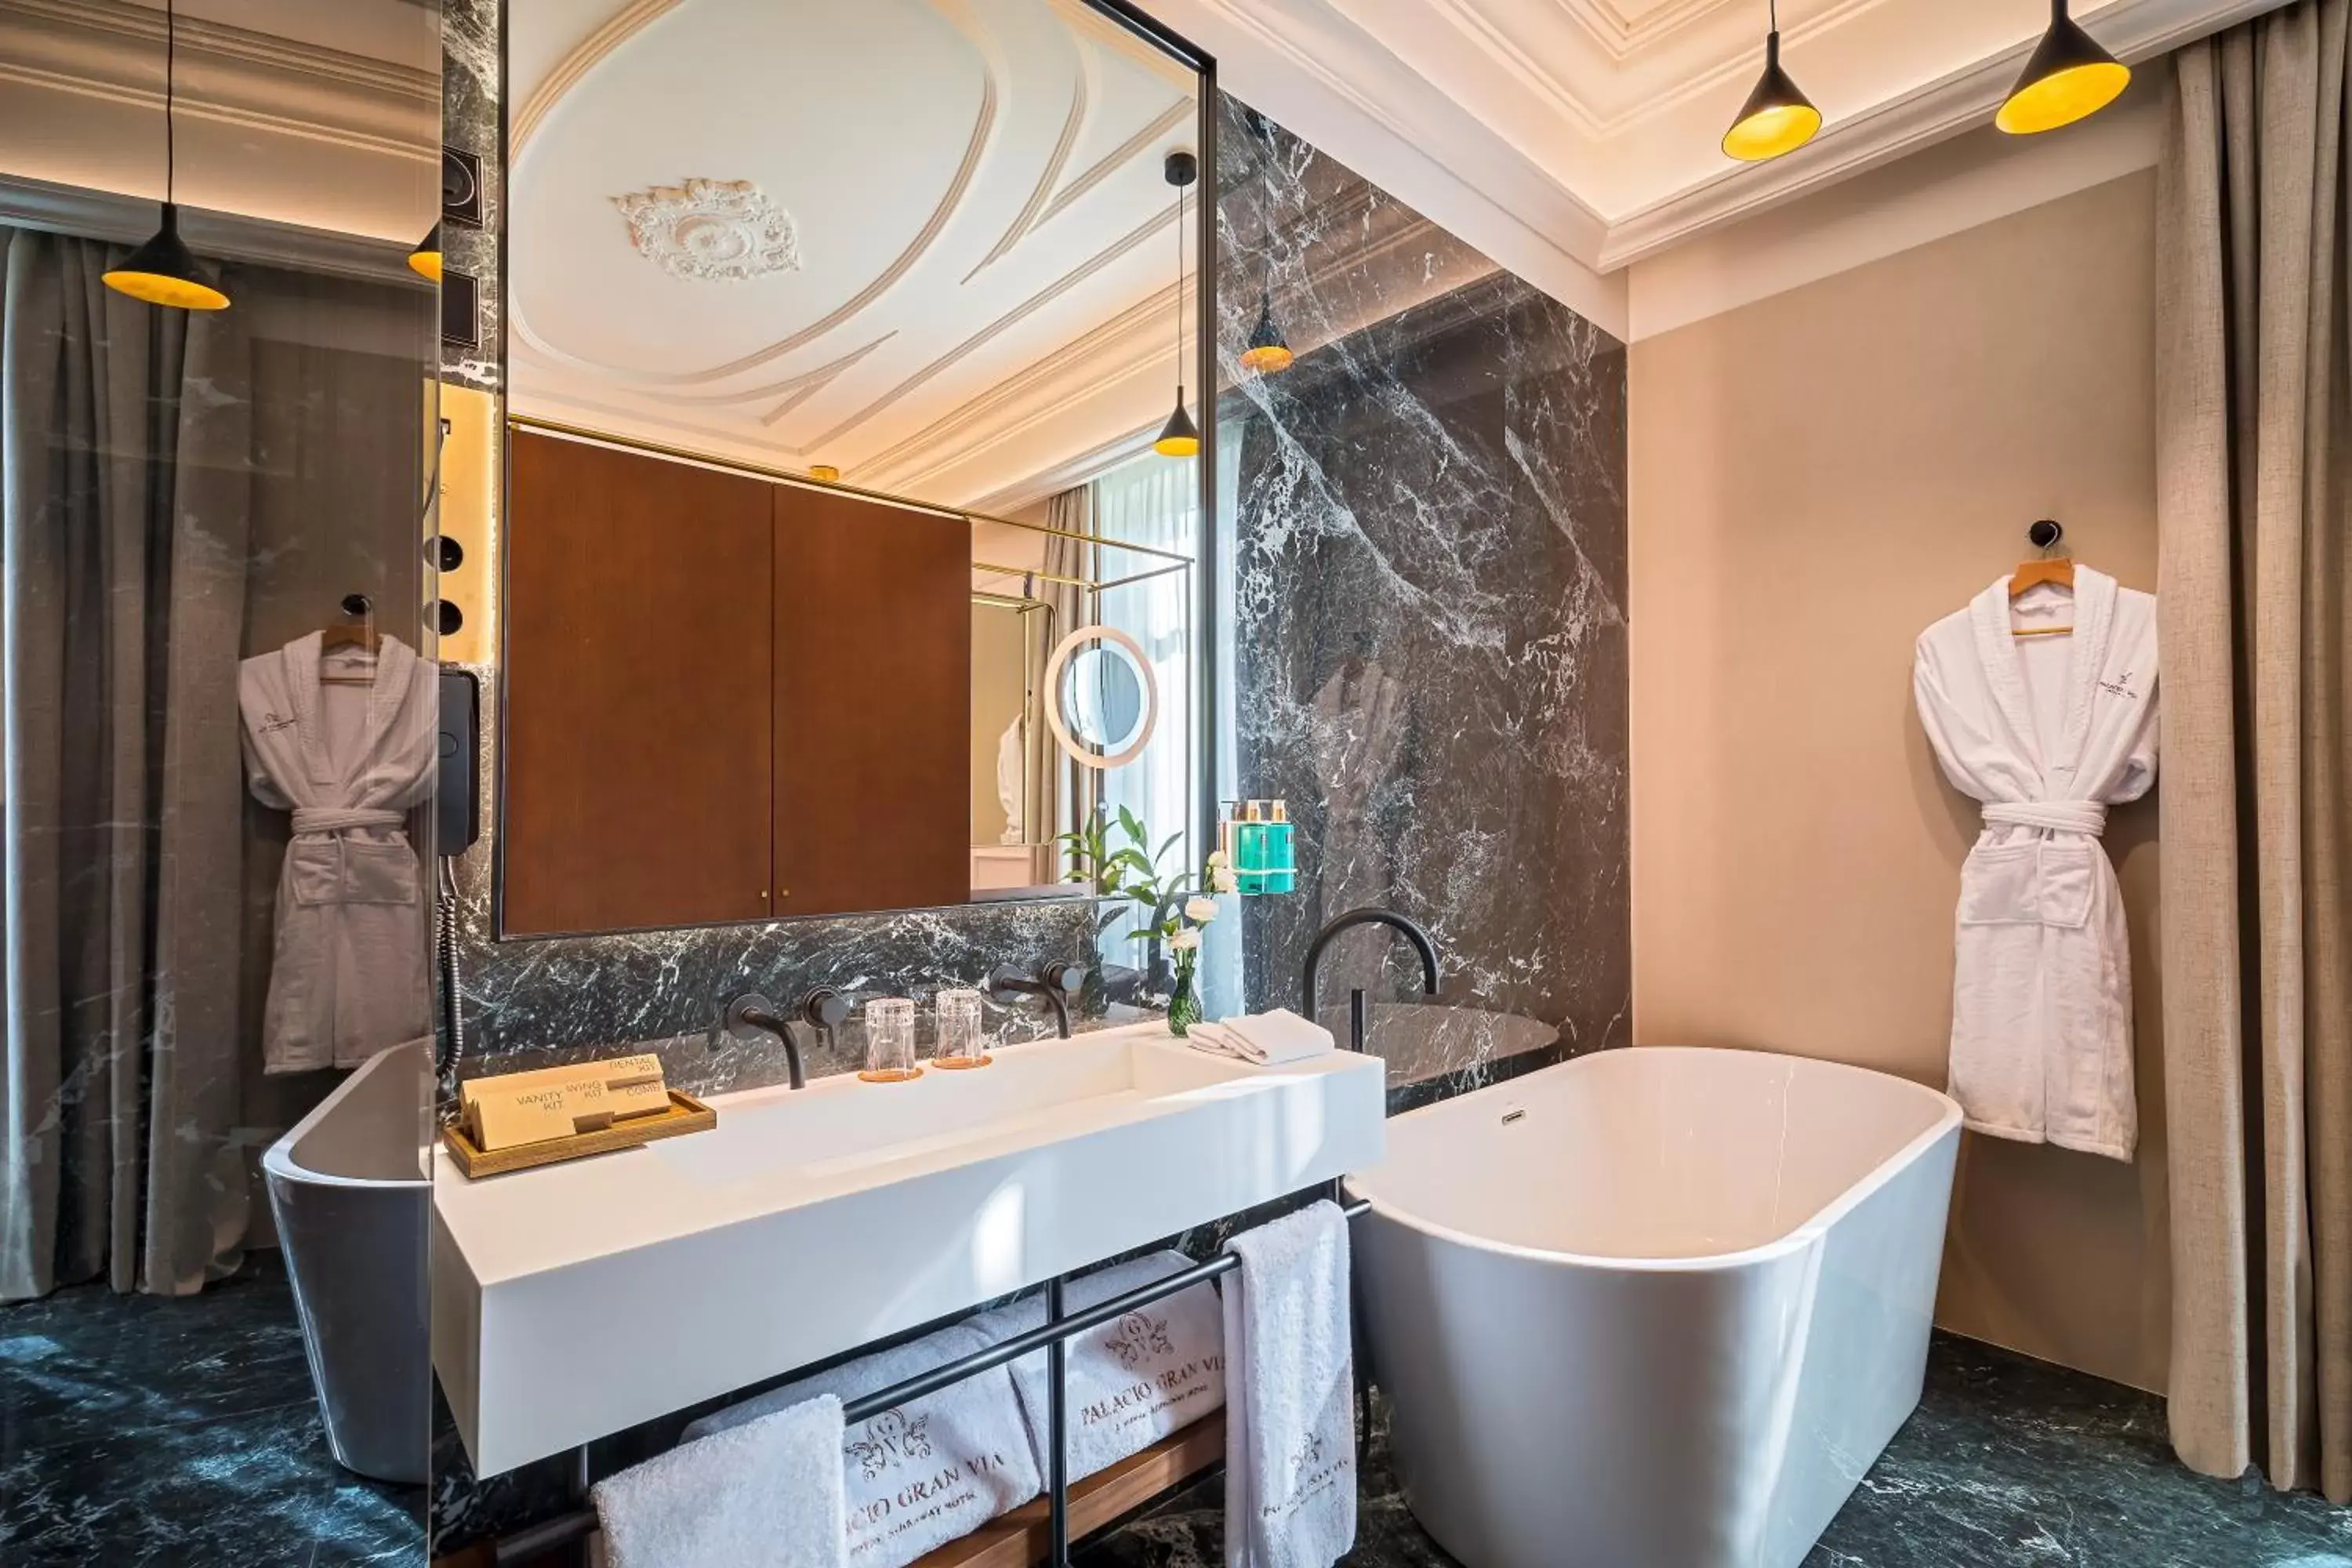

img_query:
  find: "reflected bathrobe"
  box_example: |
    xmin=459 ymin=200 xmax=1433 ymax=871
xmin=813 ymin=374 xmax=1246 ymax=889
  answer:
xmin=239 ymin=633 xmax=437 ymax=1074
xmin=1912 ymin=567 xmax=2158 ymax=1160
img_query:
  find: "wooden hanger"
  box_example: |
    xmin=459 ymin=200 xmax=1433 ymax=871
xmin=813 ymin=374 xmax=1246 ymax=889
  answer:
xmin=2010 ymin=520 xmax=2074 ymax=637
xmin=320 ymin=593 xmax=379 ymax=682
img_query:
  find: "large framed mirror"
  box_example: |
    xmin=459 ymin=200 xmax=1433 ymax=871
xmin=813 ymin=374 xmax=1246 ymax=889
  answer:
xmin=492 ymin=0 xmax=1214 ymax=938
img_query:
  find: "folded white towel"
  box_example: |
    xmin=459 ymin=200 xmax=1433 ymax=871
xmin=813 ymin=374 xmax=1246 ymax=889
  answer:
xmin=592 ymin=1394 xmax=847 ymax=1568
xmin=1222 ymin=1203 xmax=1356 ymax=1568
xmin=1185 ymin=1008 xmax=1334 ymax=1066
xmin=685 ymin=1322 xmax=1040 ymax=1568
xmin=967 ymin=1250 xmax=1225 ymax=1483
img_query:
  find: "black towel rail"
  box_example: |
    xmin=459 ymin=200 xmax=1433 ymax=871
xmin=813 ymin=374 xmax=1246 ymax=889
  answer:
xmin=488 ymin=1192 xmax=1374 ymax=1566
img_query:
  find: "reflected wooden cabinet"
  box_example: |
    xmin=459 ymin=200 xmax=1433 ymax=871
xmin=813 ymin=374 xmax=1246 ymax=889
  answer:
xmin=501 ymin=432 xmax=969 ymax=937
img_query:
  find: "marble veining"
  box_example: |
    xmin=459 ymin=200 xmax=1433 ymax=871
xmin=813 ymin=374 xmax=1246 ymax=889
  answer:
xmin=0 ymin=1255 xmax=423 ymax=1566
xmin=1215 ymin=102 xmax=1632 ymax=1094
xmin=1077 ymin=1334 xmax=2352 ymax=1568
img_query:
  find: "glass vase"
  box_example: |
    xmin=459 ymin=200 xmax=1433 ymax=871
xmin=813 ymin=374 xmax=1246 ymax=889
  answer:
xmin=1166 ymin=957 xmax=1203 ymax=1037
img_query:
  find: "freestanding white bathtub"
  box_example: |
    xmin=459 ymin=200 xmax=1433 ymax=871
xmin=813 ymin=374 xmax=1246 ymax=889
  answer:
xmin=1345 ymin=1047 xmax=1962 ymax=1568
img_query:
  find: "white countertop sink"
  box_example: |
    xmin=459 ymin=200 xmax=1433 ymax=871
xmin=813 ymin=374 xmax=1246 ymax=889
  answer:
xmin=432 ymin=1022 xmax=1385 ymax=1475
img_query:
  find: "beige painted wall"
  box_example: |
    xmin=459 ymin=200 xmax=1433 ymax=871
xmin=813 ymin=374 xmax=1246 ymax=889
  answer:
xmin=1628 ymin=171 xmax=2169 ymax=1392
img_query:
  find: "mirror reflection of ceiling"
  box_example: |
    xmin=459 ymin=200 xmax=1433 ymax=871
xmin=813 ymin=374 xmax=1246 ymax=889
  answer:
xmin=0 ymin=0 xmax=439 ymax=246
xmin=508 ymin=0 xmax=1201 ymax=512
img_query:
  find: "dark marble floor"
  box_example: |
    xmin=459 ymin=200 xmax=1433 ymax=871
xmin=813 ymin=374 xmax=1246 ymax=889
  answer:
xmin=0 ymin=1253 xmax=426 ymax=1566
xmin=1077 ymin=1333 xmax=2352 ymax=1568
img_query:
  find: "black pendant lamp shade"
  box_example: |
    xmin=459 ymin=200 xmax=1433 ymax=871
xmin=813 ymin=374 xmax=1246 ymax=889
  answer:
xmin=1998 ymin=1 xmax=2131 ymax=136
xmin=104 ymin=0 xmax=228 ymax=310
xmin=1722 ymin=3 xmax=1820 ymax=162
xmin=105 ymin=201 xmax=227 ymax=310
xmin=408 ymin=221 xmax=444 ymax=282
xmin=1155 ymin=150 xmax=1200 ymax=458
xmin=1240 ymin=289 xmax=1294 ymax=375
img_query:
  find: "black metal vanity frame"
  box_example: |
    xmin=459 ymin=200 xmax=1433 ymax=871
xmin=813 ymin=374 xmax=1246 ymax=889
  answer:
xmin=488 ymin=1188 xmax=1369 ymax=1566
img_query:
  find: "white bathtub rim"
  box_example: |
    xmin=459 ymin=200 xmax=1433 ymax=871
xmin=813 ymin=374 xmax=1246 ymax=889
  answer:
xmin=262 ymin=1042 xmax=431 ymax=1192
xmin=1342 ymin=1046 xmax=1962 ymax=1276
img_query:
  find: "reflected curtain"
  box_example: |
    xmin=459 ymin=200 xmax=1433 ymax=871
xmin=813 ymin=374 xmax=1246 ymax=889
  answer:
xmin=1037 ymin=488 xmax=1094 ymax=875
xmin=0 ymin=227 xmax=255 ymax=1301
xmin=1093 ymin=452 xmax=1199 ymax=978
xmin=2156 ymin=0 xmax=2352 ymax=1501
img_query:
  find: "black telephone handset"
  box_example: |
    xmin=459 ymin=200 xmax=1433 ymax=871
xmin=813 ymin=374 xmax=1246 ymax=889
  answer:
xmin=435 ymin=669 xmax=481 ymax=858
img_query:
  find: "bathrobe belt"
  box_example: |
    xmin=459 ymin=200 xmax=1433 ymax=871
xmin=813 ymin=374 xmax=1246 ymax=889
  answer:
xmin=1981 ymin=800 xmax=2108 ymax=837
xmin=290 ymin=807 xmax=408 ymax=837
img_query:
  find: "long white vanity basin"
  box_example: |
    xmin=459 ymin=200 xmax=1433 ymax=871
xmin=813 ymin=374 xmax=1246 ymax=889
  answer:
xmin=432 ymin=1022 xmax=1385 ymax=1475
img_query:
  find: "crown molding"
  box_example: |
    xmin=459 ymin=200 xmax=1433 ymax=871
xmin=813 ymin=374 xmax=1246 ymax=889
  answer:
xmin=1597 ymin=0 xmax=2278 ymax=267
xmin=0 ymin=0 xmax=437 ymax=162
xmin=0 ymin=172 xmax=429 ymax=285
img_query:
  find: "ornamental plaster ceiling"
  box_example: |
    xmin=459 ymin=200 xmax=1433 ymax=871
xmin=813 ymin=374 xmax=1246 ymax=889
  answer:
xmin=505 ymin=0 xmax=1205 ymax=509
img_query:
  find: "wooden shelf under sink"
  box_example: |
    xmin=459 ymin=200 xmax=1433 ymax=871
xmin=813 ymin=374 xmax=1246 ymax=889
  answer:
xmin=431 ymin=1412 xmax=1225 ymax=1568
xmin=911 ymin=1411 xmax=1225 ymax=1568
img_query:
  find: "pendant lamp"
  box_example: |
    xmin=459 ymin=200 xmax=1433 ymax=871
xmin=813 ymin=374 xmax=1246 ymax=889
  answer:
xmin=1154 ymin=151 xmax=1200 ymax=459
xmin=408 ymin=222 xmax=444 ymax=282
xmin=1722 ymin=1 xmax=1820 ymax=163
xmin=1997 ymin=1 xmax=2130 ymax=136
xmin=1239 ymin=281 xmax=1294 ymax=376
xmin=104 ymin=0 xmax=228 ymax=310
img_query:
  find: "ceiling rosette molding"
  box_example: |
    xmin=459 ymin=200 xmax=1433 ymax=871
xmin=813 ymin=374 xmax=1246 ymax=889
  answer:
xmin=615 ymin=177 xmax=803 ymax=282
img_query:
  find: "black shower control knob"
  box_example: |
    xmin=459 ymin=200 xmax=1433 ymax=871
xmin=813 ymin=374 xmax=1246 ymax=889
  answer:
xmin=1042 ymin=964 xmax=1085 ymax=995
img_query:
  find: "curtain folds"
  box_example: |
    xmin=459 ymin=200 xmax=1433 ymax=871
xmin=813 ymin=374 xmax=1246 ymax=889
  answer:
xmin=0 ymin=227 xmax=254 ymax=1301
xmin=2156 ymin=0 xmax=2352 ymax=1501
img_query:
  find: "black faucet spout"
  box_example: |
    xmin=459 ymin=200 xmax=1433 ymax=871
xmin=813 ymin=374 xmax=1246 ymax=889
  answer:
xmin=1301 ymin=907 xmax=1442 ymax=1051
xmin=723 ymin=992 xmax=809 ymax=1089
xmin=988 ymin=963 xmax=1082 ymax=1040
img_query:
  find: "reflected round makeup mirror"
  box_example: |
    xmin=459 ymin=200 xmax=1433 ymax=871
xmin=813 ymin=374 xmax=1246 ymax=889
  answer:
xmin=1044 ymin=625 xmax=1156 ymax=769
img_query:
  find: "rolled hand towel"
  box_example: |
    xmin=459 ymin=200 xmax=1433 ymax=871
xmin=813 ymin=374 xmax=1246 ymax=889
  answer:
xmin=967 ymin=1250 xmax=1225 ymax=1483
xmin=1189 ymin=1008 xmax=1334 ymax=1066
xmin=684 ymin=1322 xmax=1040 ymax=1568
xmin=1222 ymin=1202 xmax=1356 ymax=1568
xmin=593 ymin=1394 xmax=846 ymax=1568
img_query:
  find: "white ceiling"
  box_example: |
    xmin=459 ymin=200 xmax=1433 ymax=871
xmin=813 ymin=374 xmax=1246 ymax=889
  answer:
xmin=1137 ymin=0 xmax=2285 ymax=328
xmin=506 ymin=0 xmax=1204 ymax=507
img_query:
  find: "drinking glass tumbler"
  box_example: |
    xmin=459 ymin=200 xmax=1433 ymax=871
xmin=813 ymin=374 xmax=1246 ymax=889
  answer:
xmin=859 ymin=997 xmax=921 ymax=1083
xmin=933 ymin=988 xmax=990 ymax=1070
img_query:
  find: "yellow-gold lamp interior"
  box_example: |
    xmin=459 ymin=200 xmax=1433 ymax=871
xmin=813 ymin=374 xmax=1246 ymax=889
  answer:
xmin=103 ymin=205 xmax=229 ymax=311
xmin=1722 ymin=16 xmax=1820 ymax=163
xmin=1998 ymin=2 xmax=2131 ymax=136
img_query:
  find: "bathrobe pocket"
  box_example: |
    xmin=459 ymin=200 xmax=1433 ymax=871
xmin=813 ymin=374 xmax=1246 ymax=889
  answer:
xmin=1958 ymin=844 xmax=2041 ymax=925
xmin=289 ymin=838 xmax=419 ymax=906
xmin=341 ymin=840 xmax=421 ymax=906
xmin=1958 ymin=841 xmax=2092 ymax=928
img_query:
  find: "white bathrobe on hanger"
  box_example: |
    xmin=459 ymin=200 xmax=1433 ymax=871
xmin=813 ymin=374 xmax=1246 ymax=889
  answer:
xmin=1912 ymin=566 xmax=2158 ymax=1160
xmin=240 ymin=633 xmax=437 ymax=1074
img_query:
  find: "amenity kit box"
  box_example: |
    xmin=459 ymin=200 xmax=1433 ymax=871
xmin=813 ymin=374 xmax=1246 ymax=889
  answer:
xmin=459 ymin=1054 xmax=670 ymax=1149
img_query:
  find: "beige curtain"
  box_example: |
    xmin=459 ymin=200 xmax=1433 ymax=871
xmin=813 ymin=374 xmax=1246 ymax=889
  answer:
xmin=1038 ymin=487 xmax=1096 ymax=869
xmin=0 ymin=227 xmax=256 ymax=1299
xmin=2156 ymin=0 xmax=2352 ymax=1501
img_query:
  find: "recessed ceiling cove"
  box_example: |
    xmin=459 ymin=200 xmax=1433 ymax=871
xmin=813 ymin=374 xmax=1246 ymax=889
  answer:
xmin=507 ymin=0 xmax=1203 ymax=510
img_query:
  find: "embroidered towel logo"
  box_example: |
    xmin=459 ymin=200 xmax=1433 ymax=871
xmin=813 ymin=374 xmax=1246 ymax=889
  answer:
xmin=2097 ymin=670 xmax=2140 ymax=701
xmin=844 ymin=1407 xmax=933 ymax=1479
xmin=1102 ymin=1311 xmax=1176 ymax=1370
xmin=259 ymin=710 xmax=298 ymax=735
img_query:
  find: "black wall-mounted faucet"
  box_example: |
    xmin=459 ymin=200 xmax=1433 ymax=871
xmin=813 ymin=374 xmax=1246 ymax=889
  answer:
xmin=987 ymin=962 xmax=1083 ymax=1040
xmin=722 ymin=987 xmax=847 ymax=1090
xmin=1301 ymin=907 xmax=1442 ymax=1052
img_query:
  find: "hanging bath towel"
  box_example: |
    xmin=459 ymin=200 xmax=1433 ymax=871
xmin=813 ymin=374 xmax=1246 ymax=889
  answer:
xmin=239 ymin=632 xmax=436 ymax=1073
xmin=1913 ymin=566 xmax=2158 ymax=1160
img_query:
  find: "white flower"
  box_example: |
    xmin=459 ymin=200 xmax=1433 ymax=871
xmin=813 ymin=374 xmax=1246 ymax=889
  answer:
xmin=1169 ymin=927 xmax=1200 ymax=952
xmin=1185 ymin=896 xmax=1218 ymax=924
xmin=1210 ymin=866 xmax=1238 ymax=895
xmin=1206 ymin=849 xmax=1227 ymax=868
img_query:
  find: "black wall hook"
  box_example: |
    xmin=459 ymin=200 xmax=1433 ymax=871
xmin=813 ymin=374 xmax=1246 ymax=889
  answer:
xmin=2027 ymin=519 xmax=2063 ymax=552
xmin=340 ymin=592 xmax=372 ymax=619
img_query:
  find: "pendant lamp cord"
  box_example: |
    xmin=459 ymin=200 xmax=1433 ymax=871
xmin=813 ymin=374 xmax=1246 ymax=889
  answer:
xmin=1174 ymin=180 xmax=1185 ymax=390
xmin=164 ymin=0 xmax=176 ymax=202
